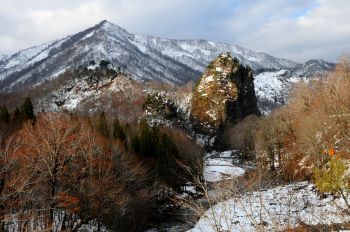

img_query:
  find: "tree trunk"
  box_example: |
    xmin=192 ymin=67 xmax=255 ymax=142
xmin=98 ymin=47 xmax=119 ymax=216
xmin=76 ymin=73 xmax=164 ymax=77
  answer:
xmin=49 ymin=155 xmax=59 ymax=232
xmin=49 ymin=178 xmax=56 ymax=232
xmin=268 ymin=146 xmax=275 ymax=171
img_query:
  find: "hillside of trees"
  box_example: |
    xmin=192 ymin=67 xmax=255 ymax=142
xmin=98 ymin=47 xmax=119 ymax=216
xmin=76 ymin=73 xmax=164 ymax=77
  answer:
xmin=222 ymin=57 xmax=350 ymax=186
xmin=0 ymin=98 xmax=203 ymax=231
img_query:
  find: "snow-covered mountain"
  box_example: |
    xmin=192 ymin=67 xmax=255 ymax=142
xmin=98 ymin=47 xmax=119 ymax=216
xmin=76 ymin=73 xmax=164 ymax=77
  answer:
xmin=0 ymin=20 xmax=335 ymax=114
xmin=254 ymin=59 xmax=334 ymax=113
xmin=132 ymin=35 xmax=298 ymax=73
xmin=0 ymin=20 xmax=321 ymax=92
xmin=291 ymin=59 xmax=334 ymax=78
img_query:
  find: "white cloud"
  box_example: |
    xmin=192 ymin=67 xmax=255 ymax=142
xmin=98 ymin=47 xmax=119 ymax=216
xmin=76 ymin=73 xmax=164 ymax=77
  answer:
xmin=0 ymin=0 xmax=349 ymax=62
xmin=223 ymin=0 xmax=350 ymax=61
xmin=0 ymin=0 xmax=107 ymax=53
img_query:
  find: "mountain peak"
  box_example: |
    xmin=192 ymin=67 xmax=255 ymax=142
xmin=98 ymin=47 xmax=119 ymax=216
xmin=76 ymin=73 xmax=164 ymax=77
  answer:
xmin=99 ymin=19 xmax=108 ymax=25
xmin=94 ymin=20 xmax=131 ymax=39
xmin=97 ymin=19 xmax=113 ymax=28
xmin=96 ymin=20 xmax=120 ymax=30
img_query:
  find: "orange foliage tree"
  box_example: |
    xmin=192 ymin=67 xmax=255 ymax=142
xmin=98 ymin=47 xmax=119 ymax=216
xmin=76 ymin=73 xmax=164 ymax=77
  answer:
xmin=0 ymin=112 xmax=153 ymax=231
xmin=255 ymin=56 xmax=350 ymax=180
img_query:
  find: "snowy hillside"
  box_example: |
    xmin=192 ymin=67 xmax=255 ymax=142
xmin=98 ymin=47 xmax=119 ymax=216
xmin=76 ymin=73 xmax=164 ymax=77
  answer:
xmin=36 ymin=68 xmax=144 ymax=117
xmin=0 ymin=20 xmax=332 ymax=94
xmin=133 ymin=35 xmax=298 ymax=73
xmin=254 ymin=70 xmax=299 ymax=113
xmin=253 ymin=59 xmax=334 ymax=114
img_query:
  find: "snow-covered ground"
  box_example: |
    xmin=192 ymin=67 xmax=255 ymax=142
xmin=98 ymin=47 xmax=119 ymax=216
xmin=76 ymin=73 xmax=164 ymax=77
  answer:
xmin=204 ymin=151 xmax=246 ymax=183
xmin=189 ymin=151 xmax=350 ymax=231
xmin=4 ymin=210 xmax=109 ymax=232
xmin=189 ymin=182 xmax=350 ymax=232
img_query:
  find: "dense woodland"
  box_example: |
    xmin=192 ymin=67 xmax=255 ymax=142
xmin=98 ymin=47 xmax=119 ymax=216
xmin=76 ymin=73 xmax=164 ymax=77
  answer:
xmin=0 ymin=97 xmax=202 ymax=231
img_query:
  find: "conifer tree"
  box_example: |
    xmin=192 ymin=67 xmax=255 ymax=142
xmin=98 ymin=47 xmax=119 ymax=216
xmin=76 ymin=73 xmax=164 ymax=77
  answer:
xmin=21 ymin=97 xmax=35 ymax=120
xmin=113 ymin=117 xmax=126 ymax=140
xmin=132 ymin=119 xmax=154 ymax=156
xmin=155 ymin=132 xmax=180 ymax=187
xmin=99 ymin=60 xmax=110 ymax=69
xmin=12 ymin=107 xmax=22 ymax=124
xmin=0 ymin=105 xmax=10 ymax=123
xmin=131 ymin=119 xmax=184 ymax=188
xmin=98 ymin=111 xmax=109 ymax=137
xmin=140 ymin=119 xmax=156 ymax=156
xmin=131 ymin=135 xmax=141 ymax=153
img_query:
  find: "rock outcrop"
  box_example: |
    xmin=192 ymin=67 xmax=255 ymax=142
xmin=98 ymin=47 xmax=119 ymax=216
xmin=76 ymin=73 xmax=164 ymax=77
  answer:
xmin=190 ymin=52 xmax=259 ymax=134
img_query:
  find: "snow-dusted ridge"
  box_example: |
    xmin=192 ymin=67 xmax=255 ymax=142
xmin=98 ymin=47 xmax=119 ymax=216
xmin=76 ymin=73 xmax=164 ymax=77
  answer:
xmin=132 ymin=34 xmax=299 ymax=73
xmin=0 ymin=20 xmax=335 ymax=114
xmin=0 ymin=20 xmax=333 ymax=94
xmin=0 ymin=54 xmax=6 ymax=61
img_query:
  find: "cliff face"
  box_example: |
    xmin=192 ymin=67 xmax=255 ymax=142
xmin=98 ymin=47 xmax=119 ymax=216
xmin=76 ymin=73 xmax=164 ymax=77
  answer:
xmin=190 ymin=52 xmax=259 ymax=134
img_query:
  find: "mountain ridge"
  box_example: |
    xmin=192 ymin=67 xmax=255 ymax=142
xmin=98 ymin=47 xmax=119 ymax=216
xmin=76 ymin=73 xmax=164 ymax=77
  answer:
xmin=0 ymin=20 xmax=336 ymax=114
xmin=0 ymin=20 xmax=323 ymax=93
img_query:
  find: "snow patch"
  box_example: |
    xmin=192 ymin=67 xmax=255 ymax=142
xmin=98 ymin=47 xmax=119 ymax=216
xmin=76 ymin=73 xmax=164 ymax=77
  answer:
xmin=215 ymin=67 xmax=223 ymax=72
xmin=204 ymin=151 xmax=245 ymax=182
xmin=82 ymin=31 xmax=95 ymax=40
xmin=129 ymin=39 xmax=148 ymax=53
xmin=190 ymin=182 xmax=350 ymax=232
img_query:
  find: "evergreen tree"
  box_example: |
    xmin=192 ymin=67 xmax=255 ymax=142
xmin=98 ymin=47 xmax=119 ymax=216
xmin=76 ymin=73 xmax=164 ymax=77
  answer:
xmin=131 ymin=119 xmax=184 ymax=188
xmin=132 ymin=119 xmax=155 ymax=156
xmin=13 ymin=107 xmax=22 ymax=124
xmin=21 ymin=97 xmax=35 ymax=120
xmin=124 ymin=123 xmax=132 ymax=149
xmin=155 ymin=132 xmax=180 ymax=187
xmin=157 ymin=132 xmax=178 ymax=157
xmin=113 ymin=117 xmax=126 ymax=140
xmin=132 ymin=119 xmax=180 ymax=159
xmin=98 ymin=111 xmax=109 ymax=137
xmin=140 ymin=119 xmax=157 ymax=156
xmin=99 ymin=60 xmax=111 ymax=69
xmin=131 ymin=135 xmax=141 ymax=154
xmin=89 ymin=60 xmax=96 ymax=66
xmin=0 ymin=105 xmax=10 ymax=123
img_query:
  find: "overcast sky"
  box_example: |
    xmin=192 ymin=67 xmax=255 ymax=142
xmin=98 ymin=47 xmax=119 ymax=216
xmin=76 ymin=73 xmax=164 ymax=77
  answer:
xmin=0 ymin=0 xmax=349 ymax=62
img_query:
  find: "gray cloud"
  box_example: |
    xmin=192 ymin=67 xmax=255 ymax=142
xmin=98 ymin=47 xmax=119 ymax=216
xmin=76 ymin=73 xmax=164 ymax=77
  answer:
xmin=0 ymin=0 xmax=349 ymax=62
